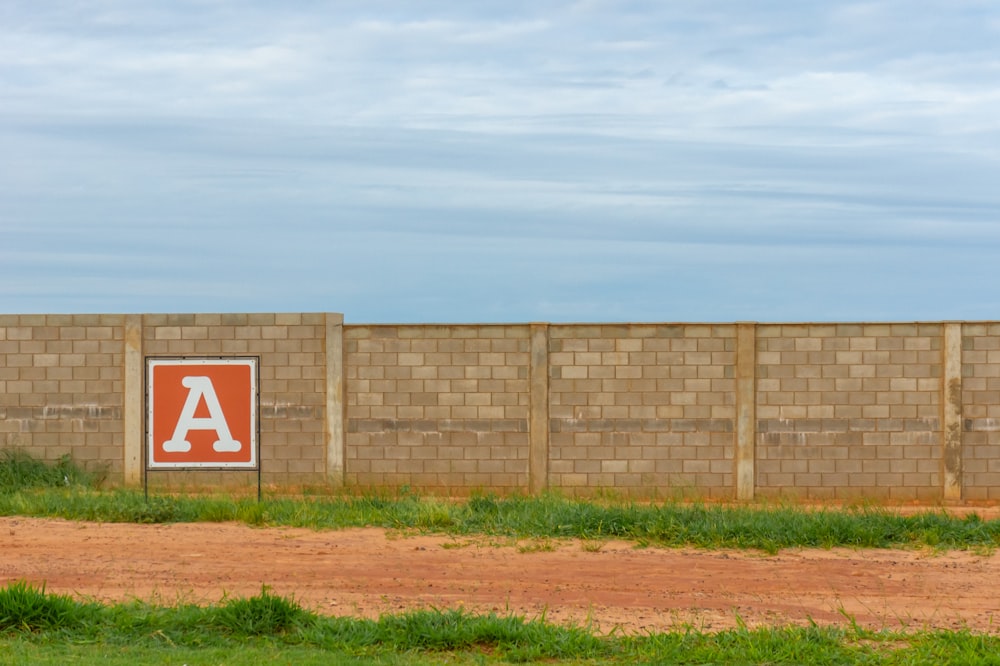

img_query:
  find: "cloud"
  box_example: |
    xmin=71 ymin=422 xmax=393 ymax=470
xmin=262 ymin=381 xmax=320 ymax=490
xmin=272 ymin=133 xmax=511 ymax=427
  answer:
xmin=1 ymin=1 xmax=999 ymax=321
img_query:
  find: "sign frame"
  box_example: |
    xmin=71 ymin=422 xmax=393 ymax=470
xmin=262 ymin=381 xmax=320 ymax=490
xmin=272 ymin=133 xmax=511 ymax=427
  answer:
xmin=145 ymin=356 xmax=261 ymax=472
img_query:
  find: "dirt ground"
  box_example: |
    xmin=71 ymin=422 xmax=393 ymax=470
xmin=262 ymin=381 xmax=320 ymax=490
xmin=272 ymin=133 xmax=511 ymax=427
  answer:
xmin=4 ymin=516 xmax=1000 ymax=635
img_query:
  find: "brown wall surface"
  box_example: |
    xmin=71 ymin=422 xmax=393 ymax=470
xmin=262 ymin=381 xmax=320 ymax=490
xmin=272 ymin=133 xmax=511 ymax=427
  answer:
xmin=1 ymin=313 xmax=998 ymax=501
xmin=0 ymin=314 xmax=125 ymax=476
xmin=548 ymin=324 xmax=735 ymax=497
xmin=756 ymin=324 xmax=943 ymax=501
xmin=962 ymin=323 xmax=1000 ymax=500
xmin=345 ymin=325 xmax=530 ymax=492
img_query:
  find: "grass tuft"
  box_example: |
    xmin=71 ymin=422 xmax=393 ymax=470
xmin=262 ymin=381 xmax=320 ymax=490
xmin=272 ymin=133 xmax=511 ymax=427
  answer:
xmin=0 ymin=581 xmax=100 ymax=633
xmin=0 ymin=449 xmax=93 ymax=492
xmin=370 ymin=608 xmax=608 ymax=661
xmin=212 ymin=586 xmax=310 ymax=636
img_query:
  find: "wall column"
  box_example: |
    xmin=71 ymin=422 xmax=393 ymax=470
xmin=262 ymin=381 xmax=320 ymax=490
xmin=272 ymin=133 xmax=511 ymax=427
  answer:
xmin=735 ymin=322 xmax=757 ymax=500
xmin=942 ymin=322 xmax=963 ymax=502
xmin=325 ymin=313 xmax=346 ymax=486
xmin=529 ymin=323 xmax=550 ymax=494
xmin=123 ymin=314 xmax=143 ymax=486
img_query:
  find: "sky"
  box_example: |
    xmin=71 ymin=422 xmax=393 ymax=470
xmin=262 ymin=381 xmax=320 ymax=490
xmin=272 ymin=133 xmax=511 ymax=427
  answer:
xmin=2 ymin=1 xmax=1000 ymax=324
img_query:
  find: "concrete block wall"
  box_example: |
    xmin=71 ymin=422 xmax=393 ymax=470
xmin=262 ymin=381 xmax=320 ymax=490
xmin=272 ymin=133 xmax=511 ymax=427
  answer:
xmin=0 ymin=314 xmax=125 ymax=476
xmin=0 ymin=313 xmax=334 ymax=487
xmin=962 ymin=323 xmax=1000 ymax=500
xmin=756 ymin=324 xmax=943 ymax=501
xmin=548 ymin=324 xmax=736 ymax=497
xmin=0 ymin=312 xmax=997 ymax=502
xmin=344 ymin=325 xmax=531 ymax=491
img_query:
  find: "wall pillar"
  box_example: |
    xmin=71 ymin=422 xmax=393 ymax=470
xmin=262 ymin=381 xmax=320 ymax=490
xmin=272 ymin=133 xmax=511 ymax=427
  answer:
xmin=942 ymin=322 xmax=963 ymax=502
xmin=735 ymin=322 xmax=757 ymax=500
xmin=529 ymin=323 xmax=550 ymax=494
xmin=325 ymin=313 xmax=346 ymax=486
xmin=123 ymin=314 xmax=143 ymax=486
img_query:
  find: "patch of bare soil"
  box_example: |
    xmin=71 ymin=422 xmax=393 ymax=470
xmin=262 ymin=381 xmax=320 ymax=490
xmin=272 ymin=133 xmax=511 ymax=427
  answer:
xmin=3 ymin=517 xmax=1000 ymax=634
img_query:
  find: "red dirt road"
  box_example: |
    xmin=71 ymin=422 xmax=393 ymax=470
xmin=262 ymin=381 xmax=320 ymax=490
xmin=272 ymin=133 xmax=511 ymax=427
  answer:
xmin=3 ymin=517 xmax=1000 ymax=634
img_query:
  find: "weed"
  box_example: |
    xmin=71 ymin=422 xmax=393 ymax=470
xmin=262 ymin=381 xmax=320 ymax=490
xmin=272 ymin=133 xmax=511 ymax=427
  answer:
xmin=516 ymin=539 xmax=556 ymax=554
xmin=440 ymin=538 xmax=473 ymax=550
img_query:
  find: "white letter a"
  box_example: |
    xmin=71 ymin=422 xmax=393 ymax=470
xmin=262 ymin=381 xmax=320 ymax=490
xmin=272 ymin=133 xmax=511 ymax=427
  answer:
xmin=163 ymin=376 xmax=241 ymax=453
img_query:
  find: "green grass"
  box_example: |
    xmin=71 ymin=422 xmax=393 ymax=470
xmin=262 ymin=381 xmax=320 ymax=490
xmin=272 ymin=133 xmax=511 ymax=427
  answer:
xmin=3 ymin=484 xmax=1000 ymax=553
xmin=4 ymin=448 xmax=1000 ymax=553
xmin=0 ymin=448 xmax=95 ymax=491
xmin=2 ymin=581 xmax=1000 ymax=665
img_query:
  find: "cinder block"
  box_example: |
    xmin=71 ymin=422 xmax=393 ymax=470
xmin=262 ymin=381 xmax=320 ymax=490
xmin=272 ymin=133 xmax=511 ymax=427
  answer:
xmin=260 ymin=325 xmax=288 ymax=340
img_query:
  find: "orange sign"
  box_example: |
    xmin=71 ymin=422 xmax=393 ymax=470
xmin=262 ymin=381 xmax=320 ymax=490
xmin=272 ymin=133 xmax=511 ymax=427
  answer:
xmin=147 ymin=358 xmax=258 ymax=469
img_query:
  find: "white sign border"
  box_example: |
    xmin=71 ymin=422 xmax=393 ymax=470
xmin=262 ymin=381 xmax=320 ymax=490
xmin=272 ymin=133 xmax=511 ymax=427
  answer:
xmin=146 ymin=357 xmax=260 ymax=470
